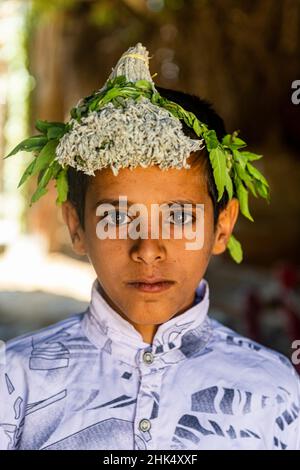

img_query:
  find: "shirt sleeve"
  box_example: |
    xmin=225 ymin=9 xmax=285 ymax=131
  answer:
xmin=0 ymin=349 xmax=26 ymax=450
xmin=272 ymin=366 xmax=300 ymax=450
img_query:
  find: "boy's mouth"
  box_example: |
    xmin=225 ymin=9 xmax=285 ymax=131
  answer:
xmin=127 ymin=277 xmax=176 ymax=293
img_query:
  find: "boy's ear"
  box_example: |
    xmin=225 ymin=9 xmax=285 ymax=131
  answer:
xmin=211 ymin=197 xmax=240 ymax=256
xmin=61 ymin=201 xmax=87 ymax=256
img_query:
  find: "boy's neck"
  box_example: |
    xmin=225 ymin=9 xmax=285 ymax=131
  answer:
xmin=97 ymin=281 xmax=197 ymax=344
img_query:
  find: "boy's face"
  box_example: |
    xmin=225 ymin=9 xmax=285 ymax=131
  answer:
xmin=62 ymin=155 xmax=239 ymax=342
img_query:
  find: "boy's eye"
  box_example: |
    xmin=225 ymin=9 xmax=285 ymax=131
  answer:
xmin=102 ymin=210 xmax=131 ymax=226
xmin=100 ymin=209 xmax=195 ymax=227
xmin=167 ymin=210 xmax=194 ymax=225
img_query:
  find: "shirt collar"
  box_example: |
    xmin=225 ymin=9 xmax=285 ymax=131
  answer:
xmin=81 ymin=277 xmax=212 ymax=368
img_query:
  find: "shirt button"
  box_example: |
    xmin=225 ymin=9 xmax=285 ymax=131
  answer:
xmin=139 ymin=418 xmax=151 ymax=432
xmin=143 ymin=351 xmax=154 ymax=364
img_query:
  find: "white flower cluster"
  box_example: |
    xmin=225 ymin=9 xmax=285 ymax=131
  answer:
xmin=54 ymin=96 xmax=205 ymax=176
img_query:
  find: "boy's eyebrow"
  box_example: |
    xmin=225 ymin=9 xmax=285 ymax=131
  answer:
xmin=94 ymin=198 xmax=200 ymax=208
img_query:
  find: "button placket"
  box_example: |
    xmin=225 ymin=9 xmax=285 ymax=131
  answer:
xmin=143 ymin=351 xmax=154 ymax=365
xmin=139 ymin=418 xmax=151 ymax=432
xmin=133 ymin=349 xmax=164 ymax=449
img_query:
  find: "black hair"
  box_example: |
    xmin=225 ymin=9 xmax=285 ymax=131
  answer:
xmin=67 ymin=86 xmax=230 ymax=230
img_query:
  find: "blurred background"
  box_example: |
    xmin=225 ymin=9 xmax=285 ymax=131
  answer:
xmin=0 ymin=0 xmax=300 ymax=368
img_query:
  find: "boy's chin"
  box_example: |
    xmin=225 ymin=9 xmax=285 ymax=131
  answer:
xmin=125 ymin=304 xmax=177 ymax=327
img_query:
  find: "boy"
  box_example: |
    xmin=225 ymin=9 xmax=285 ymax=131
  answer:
xmin=1 ymin=43 xmax=299 ymax=450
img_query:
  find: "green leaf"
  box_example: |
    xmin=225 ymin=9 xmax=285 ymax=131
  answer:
xmin=246 ymin=162 xmax=269 ymax=187
xmin=231 ymin=137 xmax=247 ymax=148
xmin=192 ymin=118 xmax=203 ymax=137
xmin=38 ymin=165 xmax=54 ymax=187
xmin=232 ymin=148 xmax=248 ymax=169
xmin=104 ymin=78 xmax=114 ymax=90
xmin=47 ymin=126 xmax=66 ymax=140
xmin=221 ymin=134 xmax=232 ymax=147
xmin=30 ymin=187 xmax=48 ymax=205
xmin=70 ymin=107 xmax=77 ymax=119
xmin=101 ymin=88 xmax=122 ymax=105
xmin=4 ymin=135 xmax=48 ymax=159
xmin=151 ymin=92 xmax=164 ymax=106
xmin=239 ymin=151 xmax=263 ymax=162
xmin=135 ymin=79 xmax=153 ymax=91
xmin=37 ymin=168 xmax=46 ymax=184
xmin=256 ymin=180 xmax=270 ymax=202
xmin=30 ymin=170 xmax=51 ymax=205
xmin=17 ymin=158 xmax=36 ymax=188
xmin=31 ymin=139 xmax=59 ymax=176
xmin=234 ymin=175 xmax=254 ymax=221
xmin=225 ymin=169 xmax=233 ymax=200
xmin=234 ymin=161 xmax=258 ymax=197
xmin=182 ymin=110 xmax=195 ymax=128
xmin=222 ymin=133 xmax=246 ymax=149
xmin=88 ymin=97 xmax=101 ymax=112
xmin=55 ymin=169 xmax=68 ymax=204
xmin=111 ymin=76 xmax=127 ymax=88
xmin=227 ymin=234 xmax=243 ymax=263
xmin=209 ymin=147 xmax=227 ymax=201
xmin=204 ymin=130 xmax=219 ymax=151
xmin=38 ymin=160 xmax=61 ymax=183
xmin=35 ymin=119 xmax=65 ymax=135
xmin=29 ymin=160 xmax=62 ymax=206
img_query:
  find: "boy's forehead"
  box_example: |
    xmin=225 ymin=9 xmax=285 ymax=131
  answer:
xmin=87 ymin=162 xmax=208 ymax=205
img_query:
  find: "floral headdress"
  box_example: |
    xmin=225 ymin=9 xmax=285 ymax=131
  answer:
xmin=3 ymin=42 xmax=270 ymax=263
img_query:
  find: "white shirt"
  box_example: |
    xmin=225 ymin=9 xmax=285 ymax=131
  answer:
xmin=1 ymin=277 xmax=300 ymax=450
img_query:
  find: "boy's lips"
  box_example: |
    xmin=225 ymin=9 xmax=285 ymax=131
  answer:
xmin=127 ymin=277 xmax=175 ymax=284
xmin=126 ymin=277 xmax=176 ymax=293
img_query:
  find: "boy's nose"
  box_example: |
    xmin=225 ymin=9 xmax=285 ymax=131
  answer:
xmin=130 ymin=237 xmax=167 ymax=264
